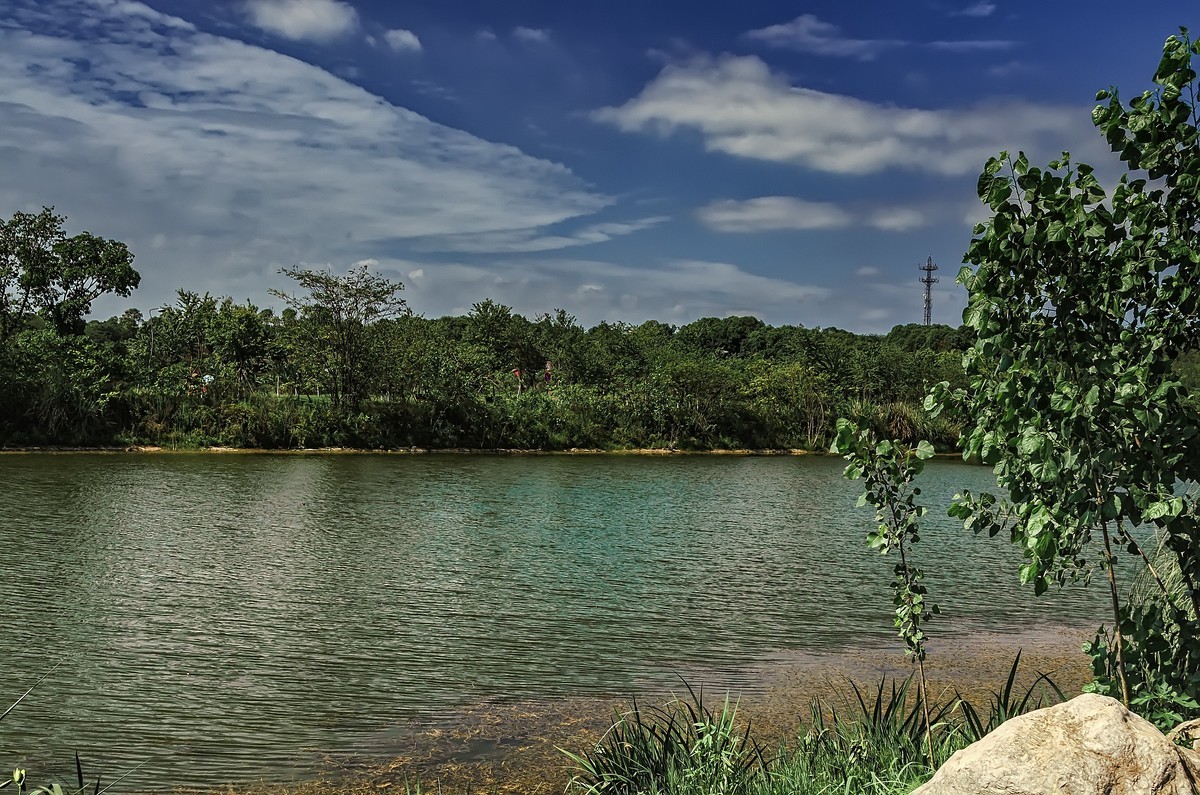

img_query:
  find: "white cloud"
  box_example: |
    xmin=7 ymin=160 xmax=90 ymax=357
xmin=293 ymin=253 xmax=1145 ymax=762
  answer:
xmin=411 ymin=216 xmax=669 ymax=254
xmin=384 ymin=28 xmax=421 ymax=53
xmin=867 ymin=207 xmax=927 ymax=232
xmin=855 ymin=266 xmax=881 ymax=277
xmin=698 ymin=198 xmax=938 ymax=234
xmin=743 ymin=15 xmax=1012 ymax=59
xmin=242 ymin=0 xmax=359 ymax=42
xmin=956 ymin=2 xmax=996 ymax=17
xmin=513 ymin=26 xmax=550 ymax=43
xmin=0 ymin=0 xmax=608 ymax=312
xmin=697 ymin=197 xmax=851 ymax=232
xmin=594 ymin=54 xmax=1099 ymax=176
xmin=744 ymin=15 xmax=902 ymax=60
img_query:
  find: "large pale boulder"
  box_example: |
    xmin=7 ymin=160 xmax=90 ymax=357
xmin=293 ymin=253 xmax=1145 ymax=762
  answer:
xmin=913 ymin=693 xmax=1200 ymax=794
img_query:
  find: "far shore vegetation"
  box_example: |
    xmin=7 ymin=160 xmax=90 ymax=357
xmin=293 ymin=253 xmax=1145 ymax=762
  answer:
xmin=0 ymin=248 xmax=974 ymax=452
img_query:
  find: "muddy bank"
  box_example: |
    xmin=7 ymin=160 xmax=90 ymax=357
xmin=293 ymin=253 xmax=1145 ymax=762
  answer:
xmin=218 ymin=624 xmax=1094 ymax=795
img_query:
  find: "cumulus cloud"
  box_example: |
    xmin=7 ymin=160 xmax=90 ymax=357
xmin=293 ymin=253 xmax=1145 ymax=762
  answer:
xmin=744 ymin=15 xmax=903 ymax=60
xmin=242 ymin=0 xmax=359 ymax=42
xmin=593 ymin=54 xmax=1099 ymax=176
xmin=697 ymin=197 xmax=851 ymax=232
xmin=0 ymin=0 xmax=608 ymax=311
xmin=384 ymin=28 xmax=421 ymax=53
xmin=513 ymin=26 xmax=550 ymax=43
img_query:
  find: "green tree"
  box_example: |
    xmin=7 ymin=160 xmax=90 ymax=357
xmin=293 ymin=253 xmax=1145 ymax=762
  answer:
xmin=270 ymin=265 xmax=407 ymax=409
xmin=0 ymin=208 xmax=139 ymax=340
xmin=930 ymin=30 xmax=1200 ymax=716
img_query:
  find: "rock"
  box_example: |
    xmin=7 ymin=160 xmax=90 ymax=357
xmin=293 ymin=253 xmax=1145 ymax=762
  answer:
xmin=913 ymin=693 xmax=1200 ymax=794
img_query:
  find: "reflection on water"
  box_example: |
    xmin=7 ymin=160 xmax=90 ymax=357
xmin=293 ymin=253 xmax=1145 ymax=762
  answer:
xmin=0 ymin=453 xmax=1106 ymax=788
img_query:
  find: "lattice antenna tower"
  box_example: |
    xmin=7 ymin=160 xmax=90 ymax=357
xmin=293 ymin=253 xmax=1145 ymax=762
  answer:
xmin=920 ymin=255 xmax=939 ymax=326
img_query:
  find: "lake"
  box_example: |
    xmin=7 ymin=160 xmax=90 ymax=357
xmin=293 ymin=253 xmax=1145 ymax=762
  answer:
xmin=0 ymin=453 xmax=1108 ymax=789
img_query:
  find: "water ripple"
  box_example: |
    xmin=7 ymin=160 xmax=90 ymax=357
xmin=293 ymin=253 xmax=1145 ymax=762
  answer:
xmin=0 ymin=454 xmax=1107 ymax=789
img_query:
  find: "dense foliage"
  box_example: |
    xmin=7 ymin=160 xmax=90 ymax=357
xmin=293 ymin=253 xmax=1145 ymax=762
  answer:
xmin=0 ymin=250 xmax=970 ymax=450
xmin=931 ymin=29 xmax=1200 ymax=728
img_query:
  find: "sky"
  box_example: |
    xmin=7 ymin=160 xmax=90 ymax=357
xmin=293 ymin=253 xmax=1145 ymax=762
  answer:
xmin=1 ymin=0 xmax=1194 ymax=332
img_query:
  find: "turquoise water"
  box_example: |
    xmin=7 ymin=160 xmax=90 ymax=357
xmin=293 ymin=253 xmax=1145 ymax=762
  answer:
xmin=0 ymin=454 xmax=1107 ymax=788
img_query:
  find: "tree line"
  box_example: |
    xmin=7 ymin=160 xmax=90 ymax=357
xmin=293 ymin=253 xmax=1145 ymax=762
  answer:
xmin=0 ymin=212 xmax=973 ymax=450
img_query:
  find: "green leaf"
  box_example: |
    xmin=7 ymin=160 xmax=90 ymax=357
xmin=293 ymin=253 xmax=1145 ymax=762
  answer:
xmin=915 ymin=440 xmax=935 ymax=460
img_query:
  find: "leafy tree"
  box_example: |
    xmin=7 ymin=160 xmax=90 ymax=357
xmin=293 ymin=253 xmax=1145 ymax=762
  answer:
xmin=929 ymin=29 xmax=1200 ymax=716
xmin=675 ymin=315 xmax=765 ymax=357
xmin=270 ymin=265 xmax=407 ymax=409
xmin=0 ymin=208 xmax=139 ymax=338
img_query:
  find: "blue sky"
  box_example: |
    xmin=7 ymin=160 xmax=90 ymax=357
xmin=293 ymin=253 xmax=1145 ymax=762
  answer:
xmin=1 ymin=0 xmax=1193 ymax=331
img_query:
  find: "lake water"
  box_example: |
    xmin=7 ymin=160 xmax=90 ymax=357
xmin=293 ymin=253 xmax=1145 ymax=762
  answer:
xmin=0 ymin=453 xmax=1108 ymax=789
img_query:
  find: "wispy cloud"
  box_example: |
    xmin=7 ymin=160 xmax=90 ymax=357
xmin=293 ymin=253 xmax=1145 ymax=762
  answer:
xmin=743 ymin=15 xmax=902 ymax=60
xmin=698 ymin=198 xmax=935 ymax=233
xmin=867 ymin=207 xmax=928 ymax=232
xmin=410 ymin=217 xmax=670 ymax=254
xmin=986 ymin=60 xmax=1032 ymax=78
xmin=955 ymin=2 xmax=997 ymax=17
xmin=389 ymin=256 xmax=835 ymax=326
xmin=513 ymin=26 xmax=550 ymax=44
xmin=697 ymin=197 xmax=852 ymax=232
xmin=594 ymin=54 xmax=1098 ymax=176
xmin=380 ymin=254 xmax=940 ymax=332
xmin=0 ymin=0 xmax=608 ymax=311
xmin=743 ymin=14 xmax=1013 ymax=59
xmin=384 ymin=28 xmax=422 ymax=53
xmin=929 ymin=39 xmax=1016 ymax=52
xmin=242 ymin=0 xmax=359 ymax=42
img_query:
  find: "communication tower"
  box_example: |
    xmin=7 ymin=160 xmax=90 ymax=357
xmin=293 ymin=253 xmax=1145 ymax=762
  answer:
xmin=920 ymin=256 xmax=939 ymax=326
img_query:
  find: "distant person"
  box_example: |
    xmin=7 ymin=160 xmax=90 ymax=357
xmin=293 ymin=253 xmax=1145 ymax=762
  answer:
xmin=544 ymin=360 xmax=552 ymax=386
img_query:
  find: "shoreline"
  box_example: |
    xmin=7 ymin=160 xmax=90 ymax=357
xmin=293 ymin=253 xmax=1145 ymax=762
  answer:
xmin=208 ymin=623 xmax=1094 ymax=795
xmin=0 ymin=445 xmax=967 ymax=459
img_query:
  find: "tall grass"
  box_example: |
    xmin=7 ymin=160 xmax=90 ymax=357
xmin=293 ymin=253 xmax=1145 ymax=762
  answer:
xmin=565 ymin=655 xmax=1062 ymax=795
xmin=561 ymin=683 xmax=766 ymax=795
